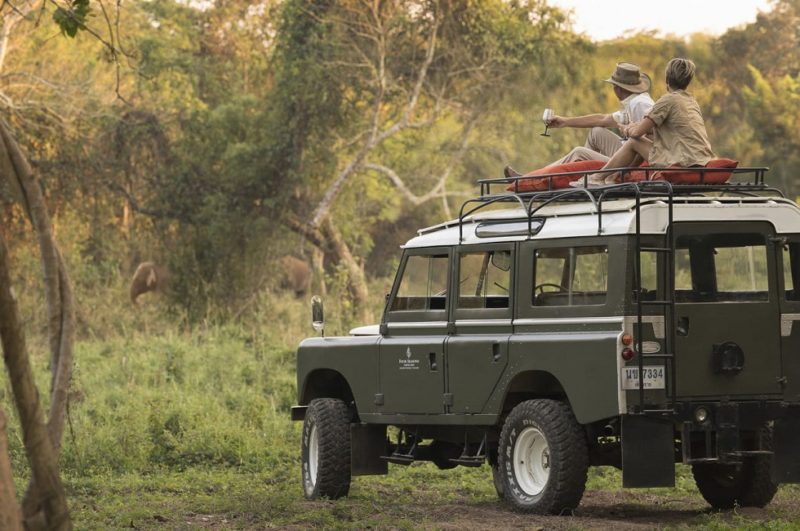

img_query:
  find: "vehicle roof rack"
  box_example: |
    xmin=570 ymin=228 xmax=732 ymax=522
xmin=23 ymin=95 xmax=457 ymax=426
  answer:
xmin=478 ymin=165 xmax=775 ymax=198
xmin=458 ymin=166 xmax=781 ymax=243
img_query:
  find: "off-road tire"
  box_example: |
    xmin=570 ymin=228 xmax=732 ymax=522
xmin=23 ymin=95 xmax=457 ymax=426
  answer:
xmin=491 ymin=463 xmax=506 ymax=499
xmin=301 ymin=398 xmax=352 ymax=499
xmin=692 ymin=428 xmax=778 ymax=509
xmin=497 ymin=399 xmax=588 ymax=514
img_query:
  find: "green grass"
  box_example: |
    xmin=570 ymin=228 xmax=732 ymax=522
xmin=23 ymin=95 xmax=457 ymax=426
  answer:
xmin=3 ymin=290 xmax=800 ymax=529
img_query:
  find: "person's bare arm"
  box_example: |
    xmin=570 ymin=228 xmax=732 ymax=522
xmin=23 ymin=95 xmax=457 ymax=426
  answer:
xmin=548 ymin=113 xmax=616 ymax=129
xmin=623 ymin=117 xmax=655 ymax=138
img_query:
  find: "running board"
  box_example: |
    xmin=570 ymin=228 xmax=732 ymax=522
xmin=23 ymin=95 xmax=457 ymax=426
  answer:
xmin=448 ymin=456 xmax=484 ymax=467
xmin=380 ymin=454 xmax=415 ymax=465
xmin=448 ymin=433 xmax=487 ymax=467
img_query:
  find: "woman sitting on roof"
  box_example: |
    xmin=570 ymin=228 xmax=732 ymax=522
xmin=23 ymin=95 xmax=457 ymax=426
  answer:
xmin=573 ymin=58 xmax=714 ymax=187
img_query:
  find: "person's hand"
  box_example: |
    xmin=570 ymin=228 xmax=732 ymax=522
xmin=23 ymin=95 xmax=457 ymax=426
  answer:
xmin=622 ymin=123 xmax=639 ymax=138
xmin=547 ymin=115 xmax=566 ymax=128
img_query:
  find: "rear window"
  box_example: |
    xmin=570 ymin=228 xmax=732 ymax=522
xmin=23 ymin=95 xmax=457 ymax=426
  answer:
xmin=533 ymin=246 xmax=608 ymax=306
xmin=675 ymin=233 xmax=768 ymax=302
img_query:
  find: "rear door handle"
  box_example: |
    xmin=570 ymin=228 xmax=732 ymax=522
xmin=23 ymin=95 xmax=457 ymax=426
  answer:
xmin=677 ymin=316 xmax=690 ymax=336
xmin=492 ymin=342 xmax=501 ymax=362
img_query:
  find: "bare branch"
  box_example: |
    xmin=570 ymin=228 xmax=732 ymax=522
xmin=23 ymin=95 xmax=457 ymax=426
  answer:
xmin=362 ymin=162 xmax=443 ymax=205
xmin=309 ymin=10 xmax=441 ymax=227
xmin=105 ymin=180 xmax=173 ymax=220
xmin=364 ymin=114 xmax=479 ymax=210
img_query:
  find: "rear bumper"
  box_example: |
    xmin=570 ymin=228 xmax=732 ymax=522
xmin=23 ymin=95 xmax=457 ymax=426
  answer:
xmin=672 ymin=400 xmax=800 ymax=430
xmin=621 ymin=401 xmax=800 ymax=487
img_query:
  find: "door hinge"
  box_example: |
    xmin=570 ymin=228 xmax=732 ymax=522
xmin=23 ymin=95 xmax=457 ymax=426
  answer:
xmin=443 ymin=393 xmax=453 ymax=406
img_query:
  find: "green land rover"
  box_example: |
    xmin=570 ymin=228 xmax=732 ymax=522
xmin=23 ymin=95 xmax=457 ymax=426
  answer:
xmin=292 ymin=167 xmax=800 ymax=514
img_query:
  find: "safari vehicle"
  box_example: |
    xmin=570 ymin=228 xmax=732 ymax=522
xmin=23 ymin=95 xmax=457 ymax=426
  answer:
xmin=292 ymin=166 xmax=800 ymax=514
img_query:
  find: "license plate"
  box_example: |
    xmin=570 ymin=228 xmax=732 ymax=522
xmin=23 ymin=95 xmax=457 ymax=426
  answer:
xmin=622 ymin=365 xmax=665 ymax=390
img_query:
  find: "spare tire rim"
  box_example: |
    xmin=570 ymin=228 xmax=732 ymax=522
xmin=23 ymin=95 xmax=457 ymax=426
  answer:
xmin=513 ymin=426 xmax=550 ymax=496
xmin=308 ymin=424 xmax=319 ymax=487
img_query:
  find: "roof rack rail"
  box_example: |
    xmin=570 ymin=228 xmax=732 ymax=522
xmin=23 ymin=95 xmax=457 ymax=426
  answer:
xmin=457 ymin=166 xmax=783 ymax=243
xmin=477 ymin=165 xmax=775 ymax=198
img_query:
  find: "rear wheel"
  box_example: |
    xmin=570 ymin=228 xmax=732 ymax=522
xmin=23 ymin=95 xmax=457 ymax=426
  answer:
xmin=301 ymin=398 xmax=352 ymax=499
xmin=692 ymin=428 xmax=778 ymax=509
xmin=491 ymin=463 xmax=506 ymax=499
xmin=497 ymin=399 xmax=588 ymax=514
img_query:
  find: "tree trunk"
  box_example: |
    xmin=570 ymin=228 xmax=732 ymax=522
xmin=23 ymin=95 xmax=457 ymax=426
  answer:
xmin=0 ymin=122 xmax=64 ymax=387
xmin=0 ymin=409 xmax=23 ymax=531
xmin=0 ymin=232 xmax=71 ymax=530
xmin=322 ymin=219 xmax=370 ymax=323
xmin=0 ymin=121 xmax=75 ymax=528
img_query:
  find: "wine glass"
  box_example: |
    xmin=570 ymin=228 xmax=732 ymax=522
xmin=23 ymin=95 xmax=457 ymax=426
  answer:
xmin=613 ymin=110 xmax=630 ymax=139
xmin=541 ymin=108 xmax=554 ymax=137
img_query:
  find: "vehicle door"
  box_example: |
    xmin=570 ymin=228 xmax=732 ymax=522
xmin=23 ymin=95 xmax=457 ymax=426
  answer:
xmin=447 ymin=244 xmax=513 ymax=414
xmin=673 ymin=222 xmax=783 ymax=398
xmin=379 ymin=248 xmax=450 ymax=414
xmin=777 ymin=235 xmax=800 ymax=401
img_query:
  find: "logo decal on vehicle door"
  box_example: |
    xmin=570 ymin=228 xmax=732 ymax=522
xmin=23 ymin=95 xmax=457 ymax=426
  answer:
xmin=399 ymin=347 xmax=420 ymax=370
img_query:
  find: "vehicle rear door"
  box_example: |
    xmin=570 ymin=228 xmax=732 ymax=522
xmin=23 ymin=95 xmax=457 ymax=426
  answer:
xmin=673 ymin=221 xmax=783 ymax=398
xmin=447 ymin=244 xmax=513 ymax=414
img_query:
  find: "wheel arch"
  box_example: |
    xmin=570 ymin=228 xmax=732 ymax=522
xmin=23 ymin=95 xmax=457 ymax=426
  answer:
xmin=499 ymin=370 xmax=570 ymax=415
xmin=300 ymin=369 xmax=357 ymax=412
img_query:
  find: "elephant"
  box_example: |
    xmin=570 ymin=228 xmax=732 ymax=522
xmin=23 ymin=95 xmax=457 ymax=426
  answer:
xmin=130 ymin=262 xmax=168 ymax=304
xmin=280 ymin=255 xmax=312 ymax=297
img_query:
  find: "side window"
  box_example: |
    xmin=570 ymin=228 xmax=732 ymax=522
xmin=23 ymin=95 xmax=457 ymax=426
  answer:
xmin=675 ymin=233 xmax=768 ymax=302
xmin=390 ymin=254 xmax=448 ymax=311
xmin=782 ymin=242 xmax=800 ymax=301
xmin=458 ymin=250 xmax=511 ymax=309
xmin=533 ymin=246 xmax=608 ymax=306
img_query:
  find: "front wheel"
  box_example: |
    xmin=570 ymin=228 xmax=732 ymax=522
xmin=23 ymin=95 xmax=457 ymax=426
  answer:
xmin=497 ymin=399 xmax=588 ymax=514
xmin=301 ymin=398 xmax=352 ymax=499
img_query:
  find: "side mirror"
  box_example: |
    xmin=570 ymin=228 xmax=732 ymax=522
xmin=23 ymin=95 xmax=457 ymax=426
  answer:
xmin=311 ymin=295 xmax=324 ymax=335
xmin=491 ymin=250 xmax=512 ymax=272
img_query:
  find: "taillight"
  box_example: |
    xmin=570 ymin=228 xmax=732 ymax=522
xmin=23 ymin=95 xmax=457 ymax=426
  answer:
xmin=621 ymin=348 xmax=635 ymax=361
xmin=621 ymin=333 xmax=633 ymax=346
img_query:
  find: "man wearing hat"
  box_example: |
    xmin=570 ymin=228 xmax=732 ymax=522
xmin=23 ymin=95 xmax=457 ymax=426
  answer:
xmin=505 ymin=62 xmax=654 ymax=176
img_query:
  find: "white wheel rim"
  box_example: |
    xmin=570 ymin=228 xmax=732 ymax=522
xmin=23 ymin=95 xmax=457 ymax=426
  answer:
xmin=513 ymin=426 xmax=550 ymax=496
xmin=308 ymin=424 xmax=319 ymax=487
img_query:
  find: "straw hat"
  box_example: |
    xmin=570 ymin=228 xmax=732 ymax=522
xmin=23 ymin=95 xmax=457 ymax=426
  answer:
xmin=604 ymin=62 xmax=651 ymax=93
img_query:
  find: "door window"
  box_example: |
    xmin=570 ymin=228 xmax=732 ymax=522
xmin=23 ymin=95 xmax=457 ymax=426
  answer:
xmin=390 ymin=254 xmax=449 ymax=311
xmin=533 ymin=246 xmax=608 ymax=306
xmin=782 ymin=241 xmax=800 ymax=301
xmin=458 ymin=250 xmax=511 ymax=309
xmin=675 ymin=233 xmax=769 ymax=302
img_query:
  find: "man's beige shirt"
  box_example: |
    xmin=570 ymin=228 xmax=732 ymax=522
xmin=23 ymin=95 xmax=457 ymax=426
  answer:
xmin=646 ymin=90 xmax=714 ymax=167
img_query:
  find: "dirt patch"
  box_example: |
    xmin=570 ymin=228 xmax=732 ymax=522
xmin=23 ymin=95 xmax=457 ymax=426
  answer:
xmin=417 ymin=490 xmax=799 ymax=530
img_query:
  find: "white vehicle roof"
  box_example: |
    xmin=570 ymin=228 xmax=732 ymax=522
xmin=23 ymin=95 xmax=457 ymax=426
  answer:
xmin=404 ymin=196 xmax=800 ymax=248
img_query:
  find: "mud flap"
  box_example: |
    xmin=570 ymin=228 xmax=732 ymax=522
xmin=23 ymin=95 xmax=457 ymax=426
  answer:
xmin=622 ymin=415 xmax=675 ymax=488
xmin=351 ymin=423 xmax=388 ymax=476
xmin=772 ymin=417 xmax=800 ymax=483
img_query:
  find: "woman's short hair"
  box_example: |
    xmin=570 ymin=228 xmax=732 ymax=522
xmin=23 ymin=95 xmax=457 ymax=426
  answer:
xmin=665 ymin=58 xmax=696 ymax=90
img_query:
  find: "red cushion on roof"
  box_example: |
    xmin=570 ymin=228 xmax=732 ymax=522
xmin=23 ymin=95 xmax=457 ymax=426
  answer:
xmin=506 ymin=160 xmax=606 ymax=192
xmin=626 ymin=159 xmax=739 ymax=184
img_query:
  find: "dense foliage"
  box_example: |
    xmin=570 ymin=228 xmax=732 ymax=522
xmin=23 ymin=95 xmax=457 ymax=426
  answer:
xmin=1 ymin=0 xmax=798 ymax=319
